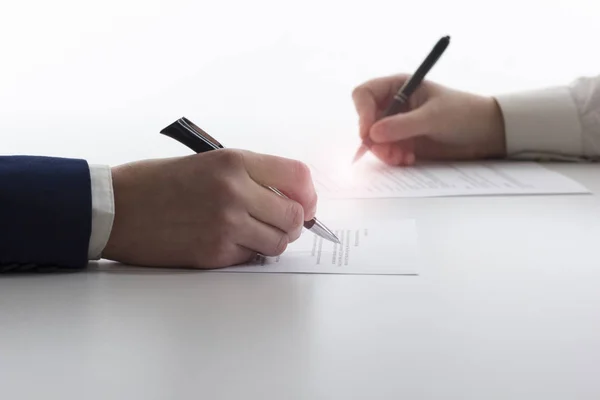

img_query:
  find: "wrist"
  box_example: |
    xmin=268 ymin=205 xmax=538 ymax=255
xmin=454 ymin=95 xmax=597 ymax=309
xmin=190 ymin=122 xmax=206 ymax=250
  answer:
xmin=479 ymin=95 xmax=507 ymax=158
xmin=102 ymin=166 xmax=128 ymax=261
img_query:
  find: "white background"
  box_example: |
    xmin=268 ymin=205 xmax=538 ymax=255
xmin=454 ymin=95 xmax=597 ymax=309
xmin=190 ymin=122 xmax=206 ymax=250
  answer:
xmin=2 ymin=3 xmax=600 ymax=398
xmin=1 ymin=0 xmax=599 ymax=165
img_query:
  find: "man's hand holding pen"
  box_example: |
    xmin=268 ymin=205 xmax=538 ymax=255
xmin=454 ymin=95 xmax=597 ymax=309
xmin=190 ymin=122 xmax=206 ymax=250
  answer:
xmin=103 ymin=149 xmax=318 ymax=269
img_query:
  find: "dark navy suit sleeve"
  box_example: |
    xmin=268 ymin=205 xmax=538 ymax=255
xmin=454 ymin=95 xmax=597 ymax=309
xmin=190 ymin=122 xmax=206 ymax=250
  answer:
xmin=0 ymin=156 xmax=92 ymax=270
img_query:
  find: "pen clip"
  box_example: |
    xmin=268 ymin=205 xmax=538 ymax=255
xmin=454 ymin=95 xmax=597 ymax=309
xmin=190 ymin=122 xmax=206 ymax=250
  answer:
xmin=160 ymin=117 xmax=224 ymax=153
xmin=179 ymin=117 xmax=224 ymax=149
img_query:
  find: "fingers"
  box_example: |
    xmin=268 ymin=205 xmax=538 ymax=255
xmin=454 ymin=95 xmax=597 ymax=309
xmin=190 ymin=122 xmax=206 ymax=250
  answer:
xmin=237 ymin=216 xmax=292 ymax=257
xmin=370 ymin=107 xmax=431 ymax=144
xmin=352 ymin=75 xmax=409 ymax=139
xmin=246 ymin=184 xmax=304 ymax=242
xmin=241 ymin=152 xmax=317 ymax=221
xmin=353 ymin=74 xmax=409 ymax=109
xmin=370 ymin=144 xmax=402 ymax=166
xmin=393 ymin=140 xmax=416 ymax=166
xmin=218 ymin=245 xmax=257 ymax=268
xmin=404 ymin=150 xmax=416 ymax=166
xmin=370 ymin=143 xmax=416 ymax=166
xmin=352 ymin=86 xmax=377 ymax=140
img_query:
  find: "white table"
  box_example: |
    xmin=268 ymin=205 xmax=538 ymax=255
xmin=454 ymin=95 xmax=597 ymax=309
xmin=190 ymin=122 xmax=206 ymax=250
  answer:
xmin=1 ymin=163 xmax=599 ymax=400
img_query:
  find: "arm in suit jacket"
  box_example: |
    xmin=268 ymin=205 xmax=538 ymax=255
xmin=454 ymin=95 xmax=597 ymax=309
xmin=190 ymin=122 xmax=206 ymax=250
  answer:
xmin=0 ymin=156 xmax=92 ymax=270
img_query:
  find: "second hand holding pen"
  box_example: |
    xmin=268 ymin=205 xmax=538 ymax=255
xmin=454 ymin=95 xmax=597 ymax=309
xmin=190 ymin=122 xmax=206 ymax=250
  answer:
xmin=352 ymin=35 xmax=451 ymax=163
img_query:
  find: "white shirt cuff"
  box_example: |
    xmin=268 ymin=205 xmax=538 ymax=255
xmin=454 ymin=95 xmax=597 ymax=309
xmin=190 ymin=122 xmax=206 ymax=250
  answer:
xmin=495 ymin=86 xmax=583 ymax=159
xmin=88 ymin=164 xmax=114 ymax=260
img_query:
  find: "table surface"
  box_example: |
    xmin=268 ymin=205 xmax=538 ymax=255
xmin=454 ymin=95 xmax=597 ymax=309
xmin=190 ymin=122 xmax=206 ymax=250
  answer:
xmin=2 ymin=0 xmax=600 ymax=397
xmin=1 ymin=163 xmax=599 ymax=400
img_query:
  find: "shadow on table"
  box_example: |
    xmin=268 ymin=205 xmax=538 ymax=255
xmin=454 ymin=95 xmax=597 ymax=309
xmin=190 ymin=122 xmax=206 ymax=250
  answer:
xmin=0 ymin=261 xmax=207 ymax=277
xmin=86 ymin=260 xmax=215 ymax=276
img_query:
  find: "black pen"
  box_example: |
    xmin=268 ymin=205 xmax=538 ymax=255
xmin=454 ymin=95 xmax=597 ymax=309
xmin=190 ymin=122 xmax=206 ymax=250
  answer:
xmin=160 ymin=117 xmax=341 ymax=244
xmin=352 ymin=35 xmax=451 ymax=163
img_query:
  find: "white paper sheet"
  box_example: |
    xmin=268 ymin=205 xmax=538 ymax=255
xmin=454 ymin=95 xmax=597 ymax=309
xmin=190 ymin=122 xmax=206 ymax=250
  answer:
xmin=309 ymin=159 xmax=589 ymax=199
xmin=218 ymin=219 xmax=418 ymax=275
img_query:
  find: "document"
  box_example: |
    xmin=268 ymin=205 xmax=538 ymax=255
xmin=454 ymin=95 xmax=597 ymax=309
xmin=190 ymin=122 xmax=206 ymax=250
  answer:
xmin=218 ymin=219 xmax=418 ymax=275
xmin=309 ymin=159 xmax=589 ymax=199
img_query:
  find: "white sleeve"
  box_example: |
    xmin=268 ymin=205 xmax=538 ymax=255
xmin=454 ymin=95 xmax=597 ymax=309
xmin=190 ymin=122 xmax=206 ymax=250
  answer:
xmin=494 ymin=75 xmax=600 ymax=161
xmin=88 ymin=164 xmax=114 ymax=260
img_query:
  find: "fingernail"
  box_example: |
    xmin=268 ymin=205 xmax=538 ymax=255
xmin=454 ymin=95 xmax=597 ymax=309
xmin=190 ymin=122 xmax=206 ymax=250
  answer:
xmin=309 ymin=203 xmax=317 ymax=219
xmin=358 ymin=120 xmax=367 ymax=138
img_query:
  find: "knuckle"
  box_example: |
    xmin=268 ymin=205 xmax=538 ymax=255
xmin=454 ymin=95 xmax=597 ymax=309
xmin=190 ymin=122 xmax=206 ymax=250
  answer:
xmin=308 ymin=192 xmax=318 ymax=213
xmin=272 ymin=233 xmax=289 ymax=256
xmin=291 ymin=160 xmax=311 ymax=185
xmin=285 ymin=201 xmax=304 ymax=231
xmin=217 ymin=148 xmax=246 ymax=170
xmin=217 ymin=178 xmax=237 ymax=196
xmin=351 ymin=85 xmax=365 ymax=100
xmin=215 ymin=208 xmax=240 ymax=231
xmin=288 ymin=226 xmax=303 ymax=243
xmin=213 ymin=177 xmax=244 ymax=205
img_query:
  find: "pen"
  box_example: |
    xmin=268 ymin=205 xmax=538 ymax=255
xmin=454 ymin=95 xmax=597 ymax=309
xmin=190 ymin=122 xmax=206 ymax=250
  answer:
xmin=352 ymin=35 xmax=451 ymax=163
xmin=160 ymin=117 xmax=341 ymax=245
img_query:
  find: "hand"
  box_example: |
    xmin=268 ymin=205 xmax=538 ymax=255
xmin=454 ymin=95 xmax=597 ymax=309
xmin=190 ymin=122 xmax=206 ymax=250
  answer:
xmin=102 ymin=149 xmax=317 ymax=269
xmin=352 ymin=74 xmax=507 ymax=165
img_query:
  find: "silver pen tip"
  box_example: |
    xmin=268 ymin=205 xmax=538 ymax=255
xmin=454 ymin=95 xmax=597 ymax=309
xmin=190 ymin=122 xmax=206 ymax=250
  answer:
xmin=309 ymin=218 xmax=341 ymax=244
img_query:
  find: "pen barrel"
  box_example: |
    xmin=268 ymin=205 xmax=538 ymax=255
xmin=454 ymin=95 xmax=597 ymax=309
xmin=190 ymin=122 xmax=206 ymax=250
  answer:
xmin=267 ymin=186 xmax=288 ymax=199
xmin=384 ymin=35 xmax=450 ymax=118
xmin=383 ymin=98 xmax=407 ymax=117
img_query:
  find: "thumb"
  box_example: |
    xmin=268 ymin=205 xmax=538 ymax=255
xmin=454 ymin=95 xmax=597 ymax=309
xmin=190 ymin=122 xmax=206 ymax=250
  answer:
xmin=369 ymin=108 xmax=431 ymax=143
